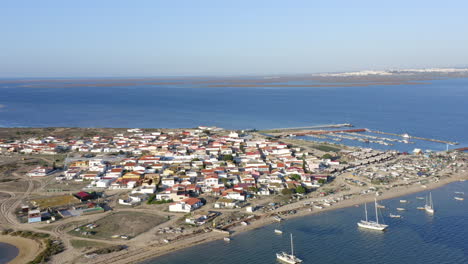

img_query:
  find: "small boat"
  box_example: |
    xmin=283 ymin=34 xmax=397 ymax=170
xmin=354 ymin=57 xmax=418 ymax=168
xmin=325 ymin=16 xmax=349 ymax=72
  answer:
xmin=416 ymin=197 xmax=425 ymax=200
xmin=314 ymin=205 xmax=324 ymax=210
xmin=455 ymin=192 xmax=465 ymax=195
xmin=224 ymin=237 xmax=231 ymax=242
xmin=454 ymin=197 xmax=464 ymax=201
xmin=396 ymin=208 xmax=406 ymax=211
xmin=273 ymin=216 xmax=283 ymax=222
xmin=376 ymin=203 xmax=386 ymax=209
xmin=400 ymin=200 xmax=408 ymax=203
xmin=275 ymin=229 xmax=283 ymax=234
xmin=389 ymin=214 xmax=401 ymax=218
xmin=276 ymin=233 xmax=302 ymax=263
xmin=425 ymin=192 xmax=435 ymax=214
xmin=417 ymin=207 xmax=425 ymax=210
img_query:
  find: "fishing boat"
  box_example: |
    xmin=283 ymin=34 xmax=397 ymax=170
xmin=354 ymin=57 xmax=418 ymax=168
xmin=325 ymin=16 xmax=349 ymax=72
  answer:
xmin=357 ymin=198 xmax=388 ymax=231
xmin=224 ymin=237 xmax=231 ymax=242
xmin=275 ymin=229 xmax=283 ymax=234
xmin=417 ymin=207 xmax=425 ymax=210
xmin=389 ymin=214 xmax=401 ymax=218
xmin=396 ymin=208 xmax=406 ymax=211
xmin=425 ymin=192 xmax=435 ymax=214
xmin=416 ymin=197 xmax=425 ymax=200
xmin=400 ymin=200 xmax=408 ymax=203
xmin=455 ymin=192 xmax=465 ymax=195
xmin=276 ymin=233 xmax=302 ymax=264
xmin=376 ymin=203 xmax=386 ymax=209
xmin=454 ymin=197 xmax=464 ymax=201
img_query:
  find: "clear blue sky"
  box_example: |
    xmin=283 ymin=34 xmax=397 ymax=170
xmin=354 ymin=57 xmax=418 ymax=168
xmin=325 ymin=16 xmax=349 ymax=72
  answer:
xmin=1 ymin=0 xmax=467 ymax=77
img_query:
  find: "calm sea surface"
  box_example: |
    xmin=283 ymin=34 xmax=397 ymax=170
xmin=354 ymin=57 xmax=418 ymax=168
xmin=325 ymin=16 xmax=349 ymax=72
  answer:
xmin=144 ymin=181 xmax=468 ymax=264
xmin=0 ymin=242 xmax=18 ymax=264
xmin=0 ymin=78 xmax=467 ymax=151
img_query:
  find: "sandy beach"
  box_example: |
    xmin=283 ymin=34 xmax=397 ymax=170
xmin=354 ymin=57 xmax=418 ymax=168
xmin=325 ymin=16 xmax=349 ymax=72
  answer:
xmin=0 ymin=235 xmax=42 ymax=264
xmin=82 ymin=171 xmax=467 ymax=264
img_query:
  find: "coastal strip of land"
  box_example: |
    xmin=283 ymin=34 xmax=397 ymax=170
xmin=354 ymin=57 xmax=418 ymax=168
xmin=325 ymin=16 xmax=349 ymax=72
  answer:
xmin=0 ymin=235 xmax=42 ymax=264
xmin=88 ymin=171 xmax=467 ymax=264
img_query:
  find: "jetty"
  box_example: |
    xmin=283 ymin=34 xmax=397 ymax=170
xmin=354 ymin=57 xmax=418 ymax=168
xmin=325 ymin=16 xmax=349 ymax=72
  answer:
xmin=268 ymin=123 xmax=353 ymax=131
xmin=367 ymin=129 xmax=458 ymax=145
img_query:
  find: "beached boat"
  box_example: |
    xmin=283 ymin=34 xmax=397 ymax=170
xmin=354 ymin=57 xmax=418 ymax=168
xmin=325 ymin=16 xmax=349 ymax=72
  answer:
xmin=389 ymin=214 xmax=401 ymax=218
xmin=357 ymin=199 xmax=388 ymax=231
xmin=275 ymin=229 xmax=283 ymax=234
xmin=273 ymin=216 xmax=283 ymax=222
xmin=425 ymin=192 xmax=435 ymax=214
xmin=224 ymin=237 xmax=231 ymax=242
xmin=276 ymin=233 xmax=302 ymax=264
xmin=396 ymin=208 xmax=406 ymax=211
xmin=454 ymin=197 xmax=464 ymax=201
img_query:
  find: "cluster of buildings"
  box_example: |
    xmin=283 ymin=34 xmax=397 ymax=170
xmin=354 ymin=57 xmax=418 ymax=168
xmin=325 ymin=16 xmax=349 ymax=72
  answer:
xmin=346 ymin=151 xmax=464 ymax=184
xmin=6 ymin=127 xmax=349 ymax=214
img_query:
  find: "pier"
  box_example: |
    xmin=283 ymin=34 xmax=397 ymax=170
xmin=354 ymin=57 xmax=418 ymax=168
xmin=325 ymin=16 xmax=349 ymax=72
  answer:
xmin=269 ymin=123 xmax=353 ymax=131
xmin=368 ymin=130 xmax=458 ymax=145
xmin=293 ymin=129 xmax=366 ymax=136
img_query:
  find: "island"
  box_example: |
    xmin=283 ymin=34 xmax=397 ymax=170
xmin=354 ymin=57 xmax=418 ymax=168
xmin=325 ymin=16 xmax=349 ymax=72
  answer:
xmin=0 ymin=126 xmax=466 ymax=264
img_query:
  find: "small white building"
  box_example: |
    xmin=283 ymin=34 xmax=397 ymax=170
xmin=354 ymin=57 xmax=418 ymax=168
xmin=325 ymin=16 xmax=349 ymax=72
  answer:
xmin=169 ymin=198 xmax=202 ymax=213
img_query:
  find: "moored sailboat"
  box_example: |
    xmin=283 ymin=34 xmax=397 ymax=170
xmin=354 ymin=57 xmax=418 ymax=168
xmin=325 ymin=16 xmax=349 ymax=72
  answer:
xmin=425 ymin=192 xmax=435 ymax=214
xmin=357 ymin=198 xmax=388 ymax=231
xmin=276 ymin=233 xmax=302 ymax=263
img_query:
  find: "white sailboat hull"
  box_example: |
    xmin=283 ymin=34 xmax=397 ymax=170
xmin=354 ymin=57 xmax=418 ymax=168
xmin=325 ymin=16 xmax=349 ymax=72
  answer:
xmin=357 ymin=220 xmax=388 ymax=231
xmin=424 ymin=205 xmax=434 ymax=214
xmin=276 ymin=252 xmax=302 ymax=263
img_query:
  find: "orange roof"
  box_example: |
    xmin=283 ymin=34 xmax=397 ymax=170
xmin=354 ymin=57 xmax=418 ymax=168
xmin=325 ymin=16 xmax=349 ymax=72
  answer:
xmin=182 ymin=198 xmax=201 ymax=206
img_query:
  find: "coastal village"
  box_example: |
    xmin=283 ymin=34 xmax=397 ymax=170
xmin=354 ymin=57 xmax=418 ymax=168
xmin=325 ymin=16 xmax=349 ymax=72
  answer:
xmin=0 ymin=127 xmax=466 ymax=264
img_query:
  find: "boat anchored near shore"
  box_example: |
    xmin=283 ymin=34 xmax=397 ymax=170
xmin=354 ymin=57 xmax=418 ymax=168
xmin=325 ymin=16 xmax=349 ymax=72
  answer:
xmin=357 ymin=198 xmax=388 ymax=231
xmin=276 ymin=233 xmax=302 ymax=264
xmin=425 ymin=192 xmax=435 ymax=214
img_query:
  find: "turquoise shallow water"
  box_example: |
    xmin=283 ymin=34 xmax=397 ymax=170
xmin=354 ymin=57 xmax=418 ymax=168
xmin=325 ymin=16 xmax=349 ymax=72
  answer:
xmin=144 ymin=181 xmax=468 ymax=264
xmin=0 ymin=242 xmax=18 ymax=264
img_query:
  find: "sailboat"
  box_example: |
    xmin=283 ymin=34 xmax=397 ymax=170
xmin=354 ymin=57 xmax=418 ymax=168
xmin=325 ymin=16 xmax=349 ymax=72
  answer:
xmin=357 ymin=198 xmax=388 ymax=231
xmin=276 ymin=233 xmax=302 ymax=264
xmin=425 ymin=192 xmax=435 ymax=214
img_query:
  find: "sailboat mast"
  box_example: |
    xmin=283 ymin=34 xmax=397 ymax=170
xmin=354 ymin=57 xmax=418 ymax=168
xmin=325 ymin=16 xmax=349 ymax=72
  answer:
xmin=365 ymin=203 xmax=368 ymax=222
xmin=290 ymin=233 xmax=294 ymax=256
xmin=375 ymin=198 xmax=379 ymax=224
xmin=430 ymin=193 xmax=433 ymax=208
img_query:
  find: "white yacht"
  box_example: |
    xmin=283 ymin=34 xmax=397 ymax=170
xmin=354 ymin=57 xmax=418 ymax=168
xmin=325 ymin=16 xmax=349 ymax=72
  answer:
xmin=425 ymin=192 xmax=435 ymax=214
xmin=357 ymin=198 xmax=388 ymax=231
xmin=276 ymin=234 xmax=302 ymax=264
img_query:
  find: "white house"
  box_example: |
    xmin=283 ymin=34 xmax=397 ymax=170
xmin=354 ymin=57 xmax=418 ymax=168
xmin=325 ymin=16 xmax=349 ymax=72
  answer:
xmin=169 ymin=198 xmax=202 ymax=213
xmin=27 ymin=167 xmax=53 ymax=177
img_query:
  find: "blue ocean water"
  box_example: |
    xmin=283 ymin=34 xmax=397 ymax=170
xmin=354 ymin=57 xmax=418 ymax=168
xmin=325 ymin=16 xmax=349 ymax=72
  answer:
xmin=0 ymin=242 xmax=18 ymax=264
xmin=144 ymin=181 xmax=468 ymax=264
xmin=1 ymin=78 xmax=467 ymax=151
